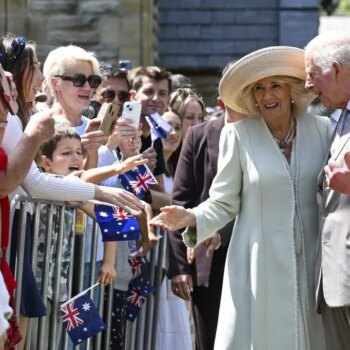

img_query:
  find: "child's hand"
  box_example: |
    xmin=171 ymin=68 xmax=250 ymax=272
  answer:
xmin=98 ymin=262 xmax=117 ymax=285
xmin=136 ymin=232 xmax=158 ymax=257
xmin=116 ymin=154 xmax=148 ymax=174
xmin=148 ymin=231 xmax=159 ymax=247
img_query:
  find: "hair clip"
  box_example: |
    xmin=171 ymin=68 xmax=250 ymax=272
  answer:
xmin=11 ymin=36 xmax=27 ymax=60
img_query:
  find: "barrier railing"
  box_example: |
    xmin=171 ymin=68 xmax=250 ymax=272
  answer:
xmin=8 ymin=194 xmax=167 ymax=350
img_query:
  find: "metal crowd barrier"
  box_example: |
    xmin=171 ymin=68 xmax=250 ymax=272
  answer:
xmin=8 ymin=194 xmax=168 ymax=350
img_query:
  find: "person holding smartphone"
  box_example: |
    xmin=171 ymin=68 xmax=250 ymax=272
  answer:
xmin=0 ymin=34 xmax=144 ymax=349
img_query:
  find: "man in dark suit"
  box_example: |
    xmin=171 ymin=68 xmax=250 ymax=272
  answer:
xmin=305 ymin=32 xmax=350 ymax=350
xmin=167 ymin=108 xmax=245 ymax=350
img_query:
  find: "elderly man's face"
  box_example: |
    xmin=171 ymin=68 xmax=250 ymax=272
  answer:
xmin=305 ymin=52 xmax=346 ymax=109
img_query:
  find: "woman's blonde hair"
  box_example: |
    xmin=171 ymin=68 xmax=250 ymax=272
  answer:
xmin=169 ymin=88 xmax=205 ymax=121
xmin=241 ymin=76 xmax=314 ymax=118
xmin=43 ymin=45 xmax=100 ymax=99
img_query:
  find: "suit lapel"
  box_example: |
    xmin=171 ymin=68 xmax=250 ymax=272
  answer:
xmin=331 ymin=133 xmax=350 ymax=161
xmin=320 ymin=111 xmax=350 ymax=212
xmin=316 ymin=115 xmax=342 ymax=190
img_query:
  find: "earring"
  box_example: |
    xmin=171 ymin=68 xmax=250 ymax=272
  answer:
xmin=291 ymin=100 xmax=295 ymax=104
xmin=255 ymin=103 xmax=258 ymax=107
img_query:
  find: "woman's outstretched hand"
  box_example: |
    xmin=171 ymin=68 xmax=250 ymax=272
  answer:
xmin=150 ymin=205 xmax=196 ymax=231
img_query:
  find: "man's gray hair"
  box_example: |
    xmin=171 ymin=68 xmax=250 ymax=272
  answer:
xmin=305 ymin=31 xmax=350 ymax=73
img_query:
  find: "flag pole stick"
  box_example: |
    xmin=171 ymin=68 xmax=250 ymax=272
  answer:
xmin=61 ymin=282 xmax=100 ymax=308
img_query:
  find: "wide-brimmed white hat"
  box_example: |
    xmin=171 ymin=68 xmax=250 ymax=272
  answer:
xmin=219 ymin=46 xmax=307 ymax=114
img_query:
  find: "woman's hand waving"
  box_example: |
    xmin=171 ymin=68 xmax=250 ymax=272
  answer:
xmin=150 ymin=205 xmax=196 ymax=231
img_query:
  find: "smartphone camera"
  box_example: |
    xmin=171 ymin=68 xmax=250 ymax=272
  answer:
xmin=119 ymin=60 xmax=132 ymax=71
xmin=82 ymin=100 xmax=102 ymax=120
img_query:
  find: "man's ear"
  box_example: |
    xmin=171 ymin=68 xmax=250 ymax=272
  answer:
xmin=333 ymin=61 xmax=343 ymax=82
xmin=41 ymin=155 xmax=53 ymax=172
xmin=129 ymin=90 xmax=137 ymax=101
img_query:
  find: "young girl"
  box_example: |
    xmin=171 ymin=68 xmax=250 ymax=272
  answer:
xmin=156 ymin=110 xmax=192 ymax=350
xmin=169 ymin=88 xmax=205 ymax=140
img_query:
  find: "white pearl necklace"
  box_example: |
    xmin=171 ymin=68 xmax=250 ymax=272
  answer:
xmin=271 ymin=119 xmax=296 ymax=153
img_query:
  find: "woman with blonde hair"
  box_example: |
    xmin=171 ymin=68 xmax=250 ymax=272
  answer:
xmin=0 ymin=34 xmax=143 ymax=349
xmin=43 ymin=44 xmax=107 ymax=169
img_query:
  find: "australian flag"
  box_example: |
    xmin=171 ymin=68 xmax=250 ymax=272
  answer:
xmin=94 ymin=203 xmax=140 ymax=241
xmin=128 ymin=256 xmax=144 ymax=278
xmin=145 ymin=112 xmax=172 ymax=140
xmin=119 ymin=164 xmax=157 ymax=199
xmin=60 ymin=293 xmax=106 ymax=346
xmin=126 ymin=285 xmax=155 ymax=322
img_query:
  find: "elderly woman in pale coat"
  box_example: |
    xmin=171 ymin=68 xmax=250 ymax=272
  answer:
xmin=151 ymin=46 xmax=331 ymax=350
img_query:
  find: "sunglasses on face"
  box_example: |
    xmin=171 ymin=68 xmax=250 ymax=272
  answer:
xmin=54 ymin=74 xmax=102 ymax=88
xmin=100 ymin=89 xmax=129 ymax=102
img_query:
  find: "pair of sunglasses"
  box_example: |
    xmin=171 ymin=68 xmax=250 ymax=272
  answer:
xmin=101 ymin=89 xmax=129 ymax=103
xmin=54 ymin=74 xmax=102 ymax=88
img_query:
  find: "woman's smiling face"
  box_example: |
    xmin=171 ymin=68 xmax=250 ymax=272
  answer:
xmin=24 ymin=51 xmax=44 ymax=104
xmin=253 ymin=76 xmax=292 ymax=120
xmin=162 ymin=110 xmax=182 ymax=154
xmin=54 ymin=61 xmax=95 ymax=114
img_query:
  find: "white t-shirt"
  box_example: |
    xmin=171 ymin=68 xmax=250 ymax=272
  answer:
xmin=2 ymin=113 xmax=95 ymax=203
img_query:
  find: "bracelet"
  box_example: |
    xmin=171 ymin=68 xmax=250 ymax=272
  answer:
xmin=0 ymin=120 xmax=8 ymax=128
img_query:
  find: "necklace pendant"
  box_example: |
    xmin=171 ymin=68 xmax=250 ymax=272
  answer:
xmin=278 ymin=141 xmax=287 ymax=149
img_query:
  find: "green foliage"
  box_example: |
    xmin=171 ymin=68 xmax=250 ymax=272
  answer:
xmin=333 ymin=0 xmax=350 ymax=14
xmin=337 ymin=0 xmax=350 ymax=13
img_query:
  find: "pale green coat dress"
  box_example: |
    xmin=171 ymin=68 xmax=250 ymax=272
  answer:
xmin=184 ymin=114 xmax=331 ymax=350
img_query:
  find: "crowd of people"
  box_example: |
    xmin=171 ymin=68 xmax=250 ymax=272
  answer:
xmin=0 ymin=29 xmax=350 ymax=350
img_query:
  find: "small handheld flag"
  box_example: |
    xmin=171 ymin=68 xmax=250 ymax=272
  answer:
xmin=60 ymin=288 xmax=106 ymax=346
xmin=145 ymin=112 xmax=172 ymax=140
xmin=94 ymin=204 xmax=140 ymax=241
xmin=119 ymin=164 xmax=157 ymax=199
xmin=126 ymin=285 xmax=155 ymax=322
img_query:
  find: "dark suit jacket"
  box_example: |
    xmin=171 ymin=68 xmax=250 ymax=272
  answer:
xmin=167 ymin=116 xmax=234 ymax=285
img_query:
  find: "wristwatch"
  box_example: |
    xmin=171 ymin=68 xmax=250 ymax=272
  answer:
xmin=0 ymin=120 xmax=7 ymax=128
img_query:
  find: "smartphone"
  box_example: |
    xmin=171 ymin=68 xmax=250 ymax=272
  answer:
xmin=82 ymin=100 xmax=102 ymax=120
xmin=119 ymin=60 xmax=132 ymax=71
xmin=121 ymin=101 xmax=142 ymax=129
xmin=0 ymin=64 xmax=18 ymax=115
xmin=96 ymin=102 xmax=120 ymax=136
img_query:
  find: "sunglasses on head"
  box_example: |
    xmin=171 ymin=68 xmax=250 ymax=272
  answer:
xmin=101 ymin=89 xmax=129 ymax=102
xmin=54 ymin=74 xmax=102 ymax=88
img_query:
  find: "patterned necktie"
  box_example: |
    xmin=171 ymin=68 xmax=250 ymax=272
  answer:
xmin=339 ymin=108 xmax=350 ymax=135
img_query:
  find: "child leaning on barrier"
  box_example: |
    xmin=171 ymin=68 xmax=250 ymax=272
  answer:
xmin=34 ymin=123 xmax=117 ymax=350
xmin=36 ymin=123 xmax=117 ymax=305
xmin=34 ymin=123 xmax=155 ymax=347
xmin=36 ymin=122 xmax=155 ymax=296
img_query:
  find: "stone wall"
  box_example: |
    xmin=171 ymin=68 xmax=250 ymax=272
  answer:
xmin=1 ymin=0 xmax=157 ymax=67
xmin=158 ymin=0 xmax=319 ymax=71
xmin=1 ymin=0 xmax=321 ymax=106
xmin=157 ymin=0 xmax=320 ymax=106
